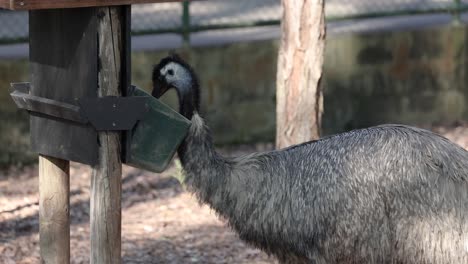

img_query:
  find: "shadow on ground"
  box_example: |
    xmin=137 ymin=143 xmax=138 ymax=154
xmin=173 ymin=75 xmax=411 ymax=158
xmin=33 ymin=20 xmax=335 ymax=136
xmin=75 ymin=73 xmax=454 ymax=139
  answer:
xmin=122 ymin=224 xmax=274 ymax=264
xmin=0 ymin=164 xmax=183 ymax=243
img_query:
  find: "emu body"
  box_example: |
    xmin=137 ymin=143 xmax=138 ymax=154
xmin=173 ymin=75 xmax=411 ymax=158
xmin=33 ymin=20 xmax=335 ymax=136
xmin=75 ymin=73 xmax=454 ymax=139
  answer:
xmin=153 ymin=55 xmax=468 ymax=264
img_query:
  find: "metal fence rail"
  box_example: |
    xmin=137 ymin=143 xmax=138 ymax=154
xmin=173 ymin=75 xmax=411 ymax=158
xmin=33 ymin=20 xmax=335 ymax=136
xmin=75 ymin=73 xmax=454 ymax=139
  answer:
xmin=0 ymin=0 xmax=467 ymax=44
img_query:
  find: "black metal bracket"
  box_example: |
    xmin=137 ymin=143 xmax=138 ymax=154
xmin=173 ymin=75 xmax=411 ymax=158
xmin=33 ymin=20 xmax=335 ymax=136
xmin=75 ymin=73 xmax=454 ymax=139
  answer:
xmin=10 ymin=82 xmax=150 ymax=131
xmin=79 ymin=97 xmax=149 ymax=130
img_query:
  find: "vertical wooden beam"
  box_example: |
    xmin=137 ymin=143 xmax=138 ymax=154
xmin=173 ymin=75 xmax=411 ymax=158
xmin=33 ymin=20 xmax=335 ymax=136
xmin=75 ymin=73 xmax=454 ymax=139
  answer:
xmin=90 ymin=6 xmax=129 ymax=264
xmin=30 ymin=8 xmax=98 ymax=264
xmin=182 ymin=0 xmax=191 ymax=44
xmin=39 ymin=156 xmax=70 ymax=264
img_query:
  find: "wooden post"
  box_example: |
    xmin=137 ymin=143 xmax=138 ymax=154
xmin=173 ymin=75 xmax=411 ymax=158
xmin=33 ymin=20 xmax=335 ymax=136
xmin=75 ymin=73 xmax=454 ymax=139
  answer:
xmin=30 ymin=8 xmax=100 ymax=264
xmin=39 ymin=156 xmax=70 ymax=264
xmin=90 ymin=6 xmax=130 ymax=264
xmin=182 ymin=0 xmax=191 ymax=44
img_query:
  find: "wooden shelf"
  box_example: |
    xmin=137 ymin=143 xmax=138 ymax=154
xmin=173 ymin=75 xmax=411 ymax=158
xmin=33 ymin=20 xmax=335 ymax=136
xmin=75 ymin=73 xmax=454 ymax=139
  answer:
xmin=0 ymin=0 xmax=183 ymax=10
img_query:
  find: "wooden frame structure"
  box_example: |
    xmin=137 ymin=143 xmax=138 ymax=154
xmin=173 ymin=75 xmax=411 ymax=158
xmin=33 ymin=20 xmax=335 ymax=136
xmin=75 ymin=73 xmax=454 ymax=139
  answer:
xmin=0 ymin=0 xmax=180 ymax=10
xmin=1 ymin=1 xmax=185 ymax=263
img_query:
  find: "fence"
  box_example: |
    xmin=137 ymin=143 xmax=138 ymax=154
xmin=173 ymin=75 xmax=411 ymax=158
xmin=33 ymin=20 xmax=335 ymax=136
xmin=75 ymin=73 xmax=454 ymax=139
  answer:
xmin=1 ymin=0 xmax=468 ymax=44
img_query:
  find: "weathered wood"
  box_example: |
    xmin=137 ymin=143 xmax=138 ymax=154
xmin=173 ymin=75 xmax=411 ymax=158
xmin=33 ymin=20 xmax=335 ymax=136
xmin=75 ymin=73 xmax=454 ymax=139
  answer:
xmin=276 ymin=0 xmax=326 ymax=149
xmin=39 ymin=155 xmax=70 ymax=264
xmin=9 ymin=82 xmax=30 ymax=93
xmin=0 ymin=0 xmax=183 ymax=10
xmin=90 ymin=6 xmax=129 ymax=264
xmin=10 ymin=82 xmax=150 ymax=130
xmin=10 ymin=90 xmax=87 ymax=124
xmin=29 ymin=8 xmax=99 ymax=165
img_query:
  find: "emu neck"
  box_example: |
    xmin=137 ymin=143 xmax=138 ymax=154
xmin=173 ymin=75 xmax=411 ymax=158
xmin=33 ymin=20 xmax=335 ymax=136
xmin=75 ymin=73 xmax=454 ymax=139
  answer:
xmin=178 ymin=89 xmax=196 ymax=120
xmin=175 ymin=73 xmax=200 ymax=120
xmin=177 ymin=113 xmax=230 ymax=207
xmin=174 ymin=80 xmax=276 ymax=252
xmin=174 ymin=75 xmax=230 ymax=207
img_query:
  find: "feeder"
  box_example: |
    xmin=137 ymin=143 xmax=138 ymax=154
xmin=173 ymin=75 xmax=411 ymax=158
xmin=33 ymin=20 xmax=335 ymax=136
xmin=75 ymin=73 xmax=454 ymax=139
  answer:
xmin=124 ymin=86 xmax=191 ymax=172
xmin=10 ymin=84 xmax=190 ymax=172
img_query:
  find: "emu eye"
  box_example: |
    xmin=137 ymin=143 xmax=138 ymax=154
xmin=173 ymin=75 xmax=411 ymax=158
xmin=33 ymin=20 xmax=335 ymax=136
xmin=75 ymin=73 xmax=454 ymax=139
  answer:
xmin=167 ymin=69 xmax=174 ymax=76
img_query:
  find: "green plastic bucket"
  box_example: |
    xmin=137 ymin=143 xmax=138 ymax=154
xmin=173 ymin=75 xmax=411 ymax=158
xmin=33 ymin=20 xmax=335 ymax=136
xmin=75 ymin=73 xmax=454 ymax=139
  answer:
xmin=124 ymin=86 xmax=191 ymax=172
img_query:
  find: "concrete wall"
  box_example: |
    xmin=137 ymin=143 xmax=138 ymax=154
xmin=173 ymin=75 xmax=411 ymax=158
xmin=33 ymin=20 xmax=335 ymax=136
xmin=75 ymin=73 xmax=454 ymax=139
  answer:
xmin=1 ymin=25 xmax=467 ymax=166
xmin=132 ymin=43 xmax=278 ymax=144
xmin=323 ymin=25 xmax=468 ymax=133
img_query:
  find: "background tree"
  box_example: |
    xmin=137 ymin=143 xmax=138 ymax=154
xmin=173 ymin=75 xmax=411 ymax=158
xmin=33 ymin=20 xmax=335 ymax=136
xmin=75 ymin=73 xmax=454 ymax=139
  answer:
xmin=276 ymin=0 xmax=326 ymax=149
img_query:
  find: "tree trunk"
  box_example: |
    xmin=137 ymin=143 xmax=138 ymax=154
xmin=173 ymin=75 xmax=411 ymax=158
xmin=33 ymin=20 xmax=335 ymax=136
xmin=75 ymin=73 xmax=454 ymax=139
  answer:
xmin=276 ymin=0 xmax=326 ymax=149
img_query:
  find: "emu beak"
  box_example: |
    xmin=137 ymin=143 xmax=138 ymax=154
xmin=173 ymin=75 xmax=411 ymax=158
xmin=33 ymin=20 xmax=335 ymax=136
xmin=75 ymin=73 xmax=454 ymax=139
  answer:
xmin=152 ymin=75 xmax=169 ymax=98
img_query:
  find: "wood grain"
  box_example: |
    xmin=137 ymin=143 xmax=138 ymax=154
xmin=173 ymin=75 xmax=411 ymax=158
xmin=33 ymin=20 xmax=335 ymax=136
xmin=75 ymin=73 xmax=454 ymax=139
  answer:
xmin=0 ymin=0 xmax=183 ymax=10
xmin=276 ymin=0 xmax=326 ymax=149
xmin=90 ymin=6 xmax=129 ymax=264
xmin=10 ymin=90 xmax=87 ymax=124
xmin=29 ymin=8 xmax=99 ymax=165
xmin=39 ymin=155 xmax=70 ymax=264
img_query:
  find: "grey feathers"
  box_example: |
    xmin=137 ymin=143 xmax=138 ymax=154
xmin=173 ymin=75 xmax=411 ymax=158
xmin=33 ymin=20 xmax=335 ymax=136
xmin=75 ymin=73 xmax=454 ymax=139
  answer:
xmin=181 ymin=115 xmax=468 ymax=264
xmin=152 ymin=55 xmax=468 ymax=263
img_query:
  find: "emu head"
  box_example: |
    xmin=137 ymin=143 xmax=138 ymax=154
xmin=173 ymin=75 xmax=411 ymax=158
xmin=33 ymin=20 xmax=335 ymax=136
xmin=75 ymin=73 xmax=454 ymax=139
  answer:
xmin=152 ymin=54 xmax=200 ymax=118
xmin=152 ymin=54 xmax=196 ymax=98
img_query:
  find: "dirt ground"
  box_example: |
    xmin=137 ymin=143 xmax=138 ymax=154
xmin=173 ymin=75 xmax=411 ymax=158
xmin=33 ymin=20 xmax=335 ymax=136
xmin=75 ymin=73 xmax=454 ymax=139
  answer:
xmin=0 ymin=143 xmax=277 ymax=264
xmin=2 ymin=124 xmax=468 ymax=264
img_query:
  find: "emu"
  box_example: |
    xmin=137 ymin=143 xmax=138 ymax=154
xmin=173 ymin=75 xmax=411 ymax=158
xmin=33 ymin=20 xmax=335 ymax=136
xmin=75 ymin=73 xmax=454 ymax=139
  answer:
xmin=152 ymin=54 xmax=468 ymax=264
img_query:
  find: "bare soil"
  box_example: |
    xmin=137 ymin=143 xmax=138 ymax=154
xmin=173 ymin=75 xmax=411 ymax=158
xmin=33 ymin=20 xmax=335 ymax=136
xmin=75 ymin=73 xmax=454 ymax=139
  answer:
xmin=2 ymin=124 xmax=468 ymax=264
xmin=0 ymin=144 xmax=276 ymax=264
